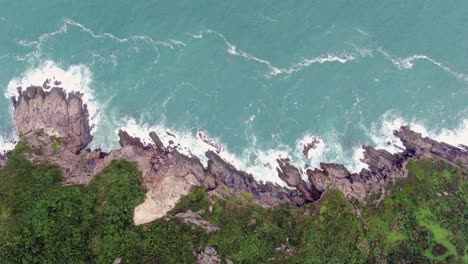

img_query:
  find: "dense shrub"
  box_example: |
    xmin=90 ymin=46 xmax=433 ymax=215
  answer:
xmin=0 ymin=144 xmax=466 ymax=263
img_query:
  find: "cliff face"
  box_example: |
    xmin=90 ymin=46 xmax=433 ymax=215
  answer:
xmin=12 ymin=86 xmax=92 ymax=154
xmin=6 ymin=86 xmax=468 ymax=225
xmin=9 ymin=86 xmax=305 ymax=225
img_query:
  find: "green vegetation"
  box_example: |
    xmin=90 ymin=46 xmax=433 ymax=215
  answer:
xmin=363 ymin=159 xmax=467 ymax=263
xmin=50 ymin=140 xmax=60 ymax=154
xmin=0 ymin=144 xmax=466 ymax=263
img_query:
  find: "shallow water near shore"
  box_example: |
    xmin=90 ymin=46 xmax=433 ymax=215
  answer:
xmin=0 ymin=1 xmax=467 ymax=183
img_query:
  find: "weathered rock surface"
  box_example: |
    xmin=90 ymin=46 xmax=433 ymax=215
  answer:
xmin=175 ymin=210 xmax=220 ymax=233
xmin=276 ymin=158 xmax=321 ymax=201
xmin=12 ymin=86 xmax=92 ymax=154
xmin=10 ymin=84 xmax=305 ymax=224
xmin=206 ymin=151 xmax=307 ymax=206
xmin=8 ymin=85 xmax=468 ymax=226
xmin=196 ymin=247 xmax=221 ymax=264
xmin=395 ymin=126 xmax=468 ymax=170
xmin=306 ymin=127 xmax=468 ymax=200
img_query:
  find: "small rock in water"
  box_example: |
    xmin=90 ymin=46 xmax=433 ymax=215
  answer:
xmin=42 ymin=79 xmax=51 ymax=90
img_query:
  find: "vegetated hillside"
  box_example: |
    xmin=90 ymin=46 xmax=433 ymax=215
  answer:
xmin=0 ymin=144 xmax=466 ymax=263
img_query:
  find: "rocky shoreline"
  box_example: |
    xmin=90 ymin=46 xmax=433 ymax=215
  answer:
xmin=3 ymin=86 xmax=468 ymax=225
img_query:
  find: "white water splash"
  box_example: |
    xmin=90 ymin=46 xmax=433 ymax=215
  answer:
xmin=0 ymin=133 xmax=17 ymax=155
xmin=6 ymin=60 xmax=100 ymax=130
xmin=368 ymin=112 xmax=468 ymax=153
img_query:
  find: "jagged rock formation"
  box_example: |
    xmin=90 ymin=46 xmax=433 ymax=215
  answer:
xmin=306 ymin=129 xmax=468 ymax=200
xmin=276 ymin=158 xmax=321 ymax=201
xmin=9 ymin=87 xmax=306 ymax=224
xmin=206 ymin=151 xmax=306 ymax=206
xmin=12 ymin=86 xmax=92 ymax=154
xmin=395 ymin=126 xmax=468 ymax=170
xmin=6 ymin=85 xmax=468 ymax=225
xmin=302 ymin=138 xmax=320 ymax=158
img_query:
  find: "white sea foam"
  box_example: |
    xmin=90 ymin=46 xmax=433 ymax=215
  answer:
xmin=270 ymin=52 xmax=363 ymax=77
xmin=258 ymin=13 xmax=278 ymax=23
xmin=368 ymin=112 xmax=468 ymax=154
xmin=16 ymin=18 xmax=187 ymax=63
xmin=189 ymin=28 xmax=468 ymax=82
xmin=5 ymin=60 xmax=100 ymax=130
xmin=378 ymin=49 xmax=468 ymax=82
xmin=117 ymin=116 xmax=296 ymax=185
xmin=296 ymin=134 xmax=326 ymax=161
xmin=118 ymin=114 xmax=463 ymax=186
xmin=191 ymin=29 xmax=369 ymax=78
xmin=0 ymin=133 xmax=17 ymax=155
xmin=240 ymin=146 xmax=292 ymax=184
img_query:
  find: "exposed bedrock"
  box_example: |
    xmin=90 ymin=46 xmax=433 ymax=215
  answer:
xmin=7 ymin=86 xmax=468 ymax=225
xmin=395 ymin=126 xmax=468 ymax=170
xmin=12 ymin=86 xmax=92 ymax=154
xmin=206 ymin=151 xmax=307 ymax=206
xmin=276 ymin=158 xmax=321 ymax=201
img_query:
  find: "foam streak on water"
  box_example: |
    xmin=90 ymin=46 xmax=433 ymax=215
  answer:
xmin=1 ymin=5 xmax=467 ymax=184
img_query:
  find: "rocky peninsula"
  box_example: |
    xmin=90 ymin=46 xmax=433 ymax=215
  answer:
xmin=3 ymin=86 xmax=468 ymax=225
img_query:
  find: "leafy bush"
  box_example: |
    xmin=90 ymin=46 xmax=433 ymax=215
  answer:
xmin=0 ymin=145 xmax=466 ymax=263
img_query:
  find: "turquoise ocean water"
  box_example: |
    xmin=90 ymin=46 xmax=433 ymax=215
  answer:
xmin=0 ymin=1 xmax=467 ymax=183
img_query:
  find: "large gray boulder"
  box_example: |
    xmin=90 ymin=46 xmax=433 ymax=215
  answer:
xmin=12 ymin=86 xmax=92 ymax=153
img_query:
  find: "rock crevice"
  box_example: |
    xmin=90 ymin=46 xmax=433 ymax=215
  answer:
xmin=5 ymin=86 xmax=468 ymax=224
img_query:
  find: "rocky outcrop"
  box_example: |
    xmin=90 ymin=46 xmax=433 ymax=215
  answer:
xmin=276 ymin=158 xmax=321 ymax=201
xmin=395 ymin=126 xmax=468 ymax=170
xmin=306 ymin=144 xmax=407 ymax=200
xmin=196 ymin=247 xmax=222 ymax=264
xmin=12 ymin=86 xmax=92 ymax=154
xmin=206 ymin=151 xmax=306 ymax=206
xmin=306 ymin=127 xmax=468 ymax=200
xmin=8 ymin=85 xmax=468 ymax=226
xmin=303 ymin=138 xmax=320 ymax=158
xmin=174 ymin=210 xmax=220 ymax=233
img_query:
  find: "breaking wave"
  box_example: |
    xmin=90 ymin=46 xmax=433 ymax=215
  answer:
xmin=5 ymin=60 xmax=100 ymax=130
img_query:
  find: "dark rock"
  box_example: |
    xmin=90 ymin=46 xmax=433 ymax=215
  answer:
xmin=320 ymin=163 xmax=350 ymax=178
xmin=206 ymin=151 xmax=304 ymax=205
xmin=118 ymin=130 xmax=145 ymax=149
xmin=43 ymin=79 xmax=51 ymax=90
xmin=166 ymin=131 xmax=176 ymax=138
xmin=149 ymin=131 xmax=164 ymax=148
xmin=276 ymin=158 xmax=321 ymax=201
xmin=395 ymin=126 xmax=468 ymax=170
xmin=9 ymin=84 xmax=468 ymax=223
xmin=303 ymin=138 xmax=320 ymax=158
